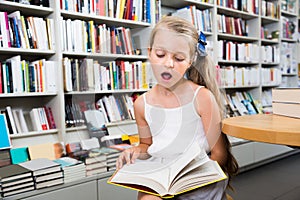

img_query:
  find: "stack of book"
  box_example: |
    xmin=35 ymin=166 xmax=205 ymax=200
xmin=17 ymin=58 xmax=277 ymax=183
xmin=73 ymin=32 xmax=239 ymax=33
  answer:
xmin=0 ymin=164 xmax=34 ymax=197
xmin=54 ymin=157 xmax=86 ymax=183
xmin=84 ymin=148 xmax=109 ymax=176
xmin=272 ymin=88 xmax=300 ymax=118
xmin=19 ymin=158 xmax=64 ymax=189
xmin=0 ymin=149 xmax=11 ymax=167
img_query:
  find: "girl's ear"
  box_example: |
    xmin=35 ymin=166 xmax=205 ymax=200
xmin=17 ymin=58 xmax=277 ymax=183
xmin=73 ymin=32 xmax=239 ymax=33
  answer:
xmin=147 ymin=47 xmax=151 ymax=58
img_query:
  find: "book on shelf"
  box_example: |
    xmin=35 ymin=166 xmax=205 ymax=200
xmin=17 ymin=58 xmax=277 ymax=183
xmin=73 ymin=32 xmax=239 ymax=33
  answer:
xmin=108 ymin=143 xmax=227 ymax=198
xmin=0 ymin=149 xmax=11 ymax=167
xmin=0 ymin=11 xmax=11 ymax=48
xmin=0 ymin=114 xmax=12 ymax=149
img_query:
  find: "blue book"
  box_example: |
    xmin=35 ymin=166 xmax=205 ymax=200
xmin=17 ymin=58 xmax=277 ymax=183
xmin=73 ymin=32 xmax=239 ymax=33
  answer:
xmin=10 ymin=147 xmax=30 ymax=164
xmin=0 ymin=114 xmax=12 ymax=149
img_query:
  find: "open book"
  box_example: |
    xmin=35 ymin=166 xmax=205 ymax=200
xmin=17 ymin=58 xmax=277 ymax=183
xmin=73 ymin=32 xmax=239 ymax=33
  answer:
xmin=108 ymin=143 xmax=227 ymax=198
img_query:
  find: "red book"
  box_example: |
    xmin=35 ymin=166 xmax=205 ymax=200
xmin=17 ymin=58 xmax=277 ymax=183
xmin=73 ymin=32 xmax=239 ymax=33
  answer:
xmin=43 ymin=106 xmax=56 ymax=129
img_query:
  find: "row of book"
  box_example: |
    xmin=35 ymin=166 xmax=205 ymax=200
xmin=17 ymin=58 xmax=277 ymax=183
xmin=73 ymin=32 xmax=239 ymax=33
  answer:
xmin=217 ymin=14 xmax=249 ymax=37
xmin=223 ymin=91 xmax=262 ymax=118
xmin=261 ymin=0 xmax=279 ymax=19
xmin=280 ymin=42 xmax=298 ymax=74
xmin=281 ymin=16 xmax=297 ymax=40
xmin=171 ymin=5 xmax=212 ymax=33
xmin=61 ymin=19 xmax=139 ymax=54
xmin=217 ymin=40 xmax=260 ymax=62
xmin=96 ymin=93 xmax=135 ymax=123
xmin=1 ymin=105 xmax=56 ymax=136
xmin=218 ymin=66 xmax=260 ymax=87
xmin=64 ymin=92 xmax=135 ymax=128
xmin=63 ymin=58 xmax=155 ymax=92
xmin=0 ymin=11 xmax=54 ymax=50
xmin=261 ymin=45 xmax=280 ymax=64
xmin=60 ymin=0 xmax=153 ymax=23
xmin=261 ymin=68 xmax=282 ymax=86
xmin=217 ymin=0 xmax=259 ymax=14
xmin=0 ymin=56 xmax=57 ymax=94
xmin=281 ymin=0 xmax=297 ymax=14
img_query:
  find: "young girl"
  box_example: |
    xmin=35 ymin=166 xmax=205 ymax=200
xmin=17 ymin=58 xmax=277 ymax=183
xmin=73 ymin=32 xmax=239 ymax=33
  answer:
xmin=116 ymin=16 xmax=238 ymax=200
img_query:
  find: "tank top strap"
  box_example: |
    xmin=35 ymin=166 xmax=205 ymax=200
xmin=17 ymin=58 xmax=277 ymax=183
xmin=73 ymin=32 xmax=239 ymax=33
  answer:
xmin=142 ymin=92 xmax=147 ymax=105
xmin=192 ymin=86 xmax=204 ymax=102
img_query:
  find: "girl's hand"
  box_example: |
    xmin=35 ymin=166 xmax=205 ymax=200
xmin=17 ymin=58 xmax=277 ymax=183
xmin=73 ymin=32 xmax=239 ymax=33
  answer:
xmin=116 ymin=146 xmax=142 ymax=170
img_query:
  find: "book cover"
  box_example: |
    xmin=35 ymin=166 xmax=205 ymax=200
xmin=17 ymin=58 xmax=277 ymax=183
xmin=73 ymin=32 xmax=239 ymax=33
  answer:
xmin=27 ymin=143 xmax=56 ymax=160
xmin=272 ymin=88 xmax=300 ymax=104
xmin=272 ymin=102 xmax=300 ymax=119
xmin=0 ymin=113 xmax=12 ymax=149
xmin=19 ymin=158 xmax=61 ymax=176
xmin=10 ymin=147 xmax=30 ymax=164
xmin=0 ymin=164 xmax=32 ymax=183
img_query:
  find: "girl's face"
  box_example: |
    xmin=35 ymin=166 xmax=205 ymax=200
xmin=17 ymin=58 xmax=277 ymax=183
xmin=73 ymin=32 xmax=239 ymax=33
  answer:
xmin=148 ymin=29 xmax=192 ymax=89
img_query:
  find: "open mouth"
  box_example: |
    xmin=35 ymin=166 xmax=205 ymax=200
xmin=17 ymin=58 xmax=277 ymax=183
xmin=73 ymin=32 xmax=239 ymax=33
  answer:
xmin=161 ymin=72 xmax=172 ymax=80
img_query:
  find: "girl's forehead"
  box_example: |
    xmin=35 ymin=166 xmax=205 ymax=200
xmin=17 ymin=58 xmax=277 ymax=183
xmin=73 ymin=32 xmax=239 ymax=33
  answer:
xmin=153 ymin=29 xmax=191 ymax=54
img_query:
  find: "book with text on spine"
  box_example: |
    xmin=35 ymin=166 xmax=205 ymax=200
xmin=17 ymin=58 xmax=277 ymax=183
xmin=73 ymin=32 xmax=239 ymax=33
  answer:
xmin=108 ymin=143 xmax=227 ymax=198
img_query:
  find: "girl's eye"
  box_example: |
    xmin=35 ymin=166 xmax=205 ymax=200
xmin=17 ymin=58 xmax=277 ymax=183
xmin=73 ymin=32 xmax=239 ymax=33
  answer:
xmin=175 ymin=56 xmax=185 ymax=62
xmin=155 ymin=50 xmax=165 ymax=58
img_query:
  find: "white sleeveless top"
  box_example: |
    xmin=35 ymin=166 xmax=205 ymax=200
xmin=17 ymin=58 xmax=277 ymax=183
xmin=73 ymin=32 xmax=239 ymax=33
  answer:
xmin=143 ymin=86 xmax=210 ymax=161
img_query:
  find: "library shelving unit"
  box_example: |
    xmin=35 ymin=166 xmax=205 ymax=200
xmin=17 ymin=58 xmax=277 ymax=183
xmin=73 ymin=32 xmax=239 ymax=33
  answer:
xmin=160 ymin=0 xmax=297 ymax=171
xmin=0 ymin=1 xmax=62 ymax=148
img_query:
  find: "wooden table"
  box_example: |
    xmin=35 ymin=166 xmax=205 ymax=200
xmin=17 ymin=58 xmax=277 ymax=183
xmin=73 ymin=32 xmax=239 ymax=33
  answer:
xmin=222 ymin=114 xmax=300 ymax=147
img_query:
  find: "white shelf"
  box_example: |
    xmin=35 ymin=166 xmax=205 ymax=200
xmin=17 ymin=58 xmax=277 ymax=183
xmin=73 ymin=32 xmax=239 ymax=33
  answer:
xmin=0 ymin=1 xmax=53 ymax=16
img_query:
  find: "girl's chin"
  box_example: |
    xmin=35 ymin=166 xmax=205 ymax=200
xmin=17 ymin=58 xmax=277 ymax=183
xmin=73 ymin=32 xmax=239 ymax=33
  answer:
xmin=157 ymin=80 xmax=175 ymax=88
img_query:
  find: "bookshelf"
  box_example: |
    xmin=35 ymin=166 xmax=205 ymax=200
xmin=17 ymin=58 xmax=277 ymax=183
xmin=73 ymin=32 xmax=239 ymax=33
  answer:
xmin=0 ymin=0 xmax=298 ymax=199
xmin=0 ymin=0 xmax=158 ymax=151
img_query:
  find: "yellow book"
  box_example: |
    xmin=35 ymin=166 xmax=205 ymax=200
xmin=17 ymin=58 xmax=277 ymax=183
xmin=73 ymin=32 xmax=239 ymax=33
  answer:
xmin=108 ymin=143 xmax=227 ymax=199
xmin=89 ymin=20 xmax=95 ymax=53
xmin=118 ymin=0 xmax=126 ymax=19
xmin=141 ymin=62 xmax=148 ymax=89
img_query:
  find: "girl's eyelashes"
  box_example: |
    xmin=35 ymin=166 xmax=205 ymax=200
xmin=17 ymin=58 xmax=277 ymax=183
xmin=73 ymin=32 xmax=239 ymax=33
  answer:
xmin=155 ymin=49 xmax=165 ymax=58
xmin=154 ymin=49 xmax=187 ymax=62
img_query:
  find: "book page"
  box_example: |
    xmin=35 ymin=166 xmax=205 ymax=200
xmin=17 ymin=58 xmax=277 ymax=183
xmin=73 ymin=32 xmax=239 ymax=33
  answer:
xmin=110 ymin=160 xmax=170 ymax=194
xmin=168 ymin=142 xmax=202 ymax=183
xmin=169 ymin=160 xmax=227 ymax=194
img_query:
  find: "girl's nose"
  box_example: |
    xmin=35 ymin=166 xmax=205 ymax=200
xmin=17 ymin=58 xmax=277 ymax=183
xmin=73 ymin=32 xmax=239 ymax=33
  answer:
xmin=164 ymin=55 xmax=174 ymax=68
